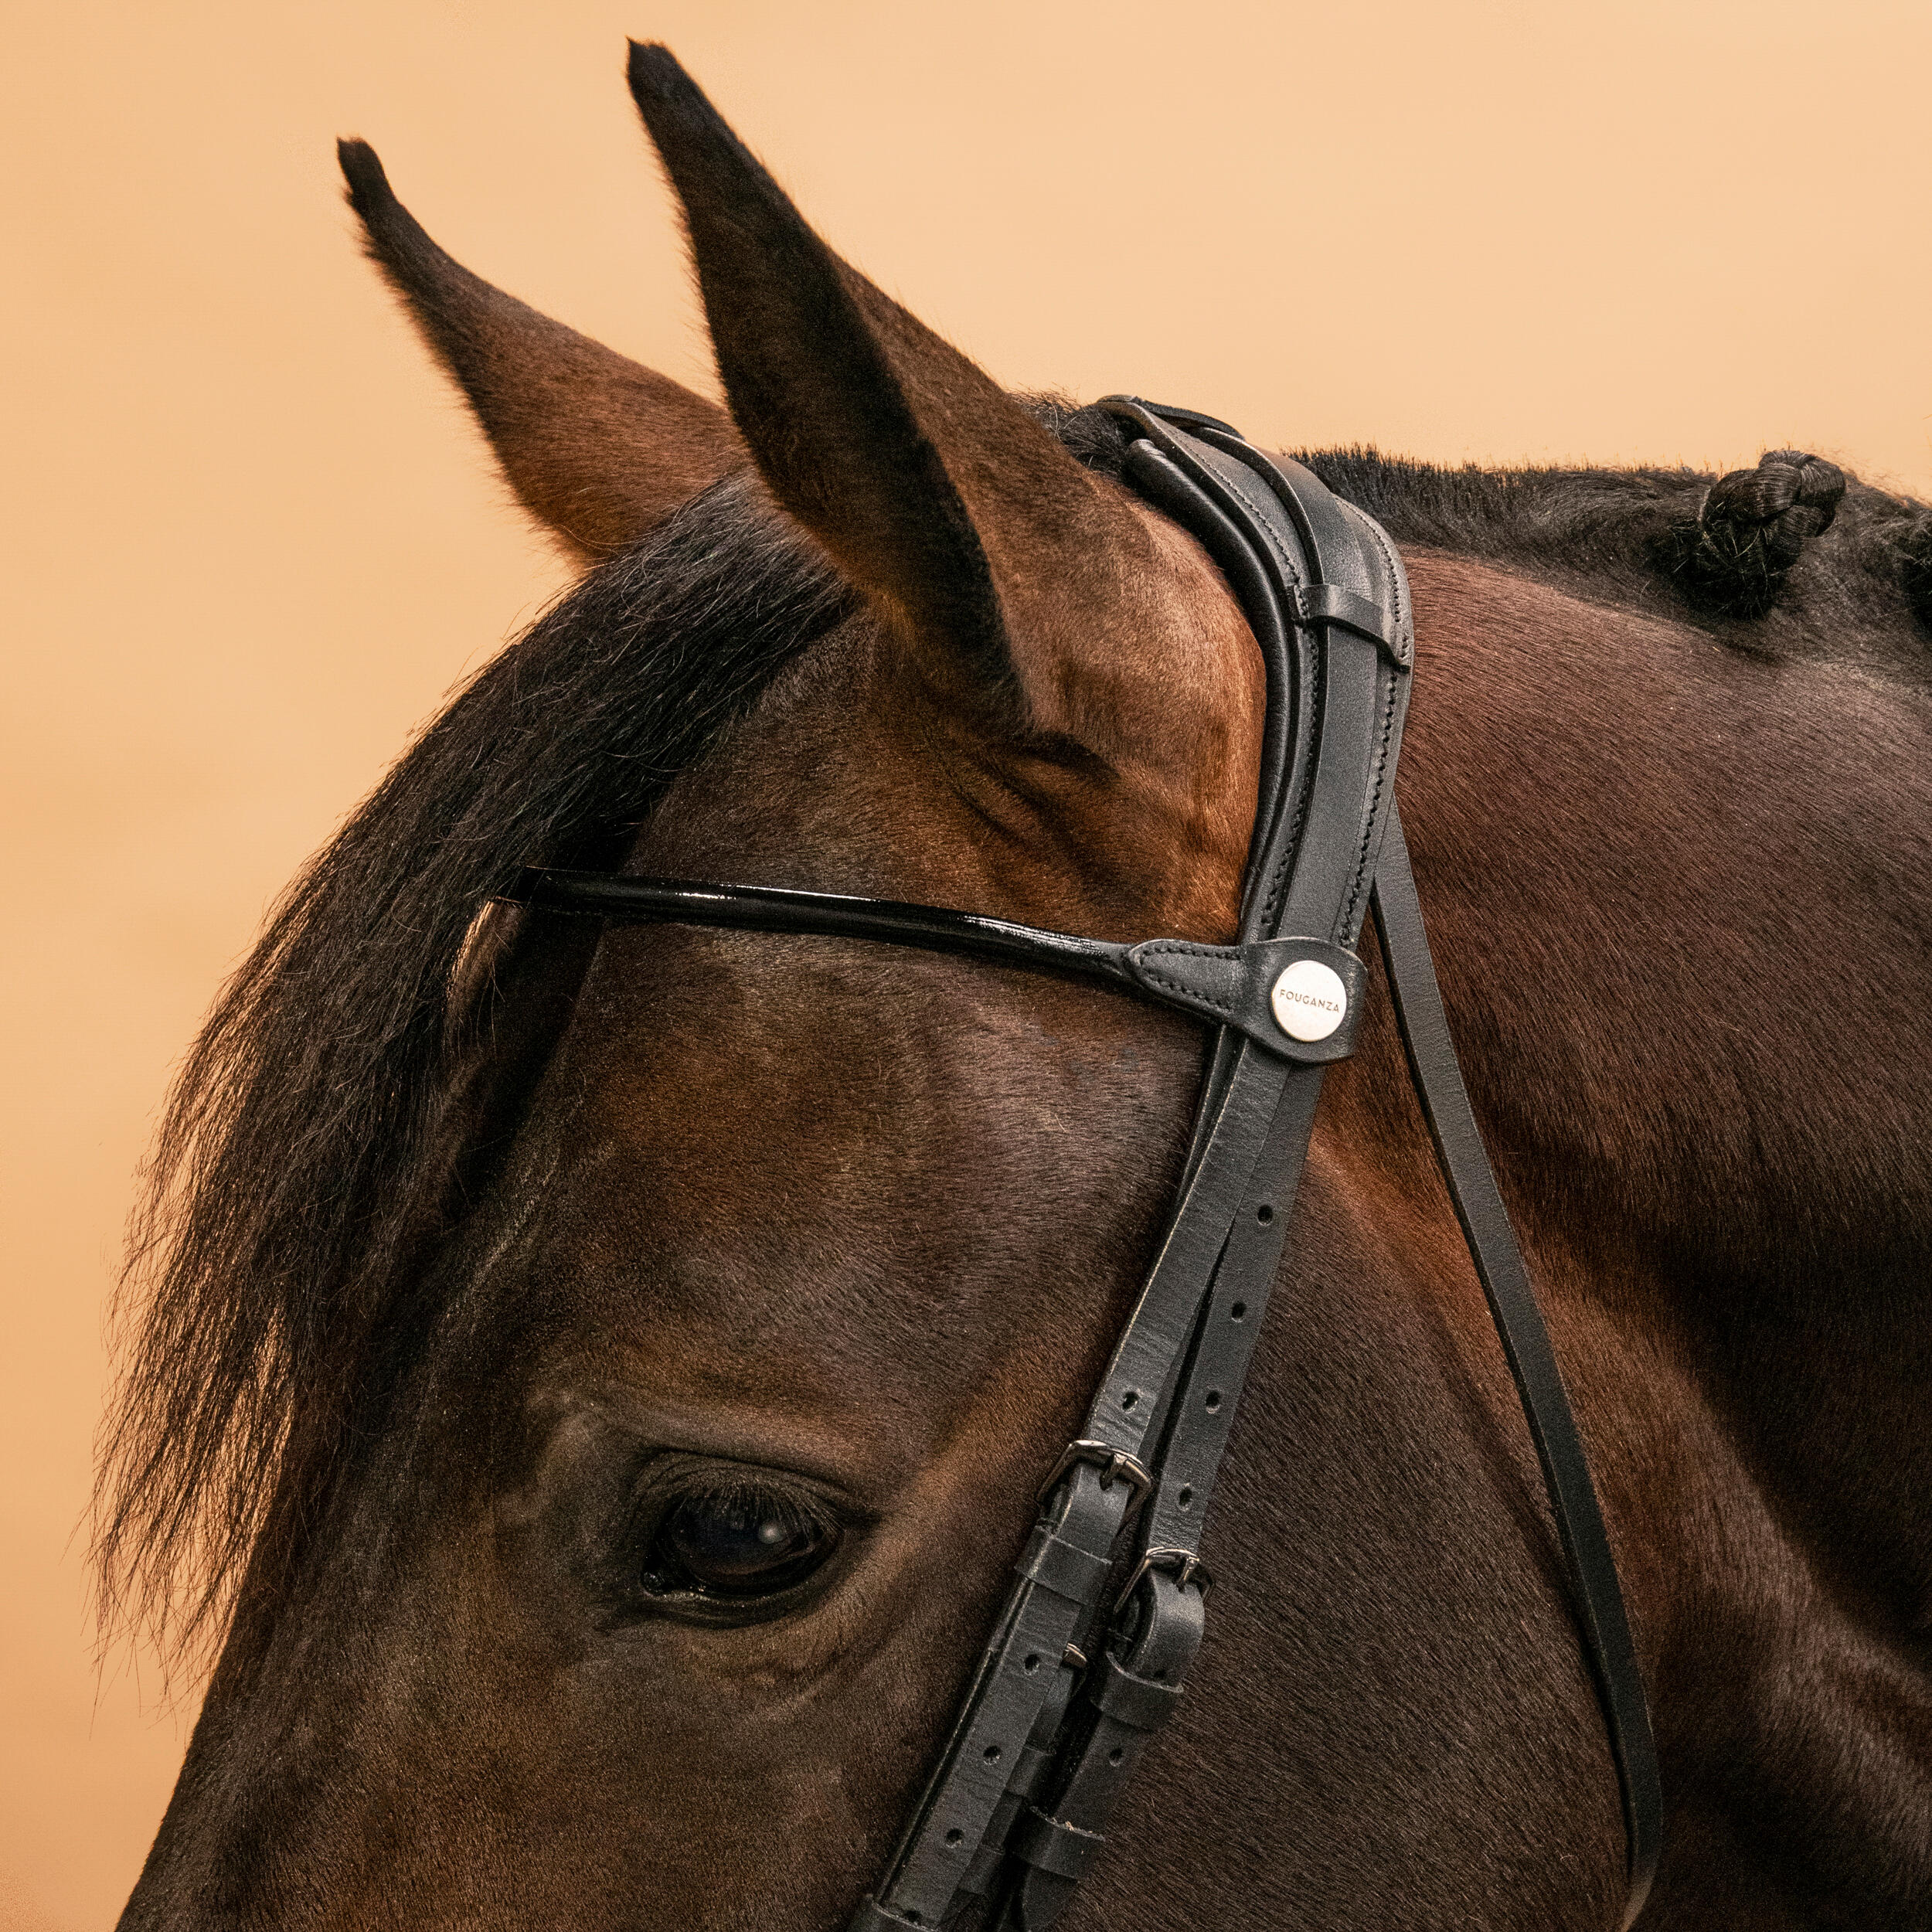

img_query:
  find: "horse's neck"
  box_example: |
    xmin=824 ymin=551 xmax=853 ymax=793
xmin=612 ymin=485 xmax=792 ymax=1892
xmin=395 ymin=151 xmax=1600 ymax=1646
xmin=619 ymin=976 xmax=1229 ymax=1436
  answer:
xmin=1379 ymin=549 xmax=1932 ymax=1913
xmin=1396 ymin=548 xmax=1930 ymax=1285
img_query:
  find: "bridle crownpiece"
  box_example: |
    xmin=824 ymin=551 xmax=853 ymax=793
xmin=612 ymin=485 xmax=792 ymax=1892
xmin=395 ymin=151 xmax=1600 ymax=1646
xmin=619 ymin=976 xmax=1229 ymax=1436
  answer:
xmin=499 ymin=399 xmax=1662 ymax=1929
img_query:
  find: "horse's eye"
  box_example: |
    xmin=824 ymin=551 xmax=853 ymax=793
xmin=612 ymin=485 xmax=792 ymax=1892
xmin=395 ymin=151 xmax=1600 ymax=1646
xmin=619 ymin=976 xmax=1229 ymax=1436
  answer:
xmin=643 ymin=1487 xmax=841 ymax=1600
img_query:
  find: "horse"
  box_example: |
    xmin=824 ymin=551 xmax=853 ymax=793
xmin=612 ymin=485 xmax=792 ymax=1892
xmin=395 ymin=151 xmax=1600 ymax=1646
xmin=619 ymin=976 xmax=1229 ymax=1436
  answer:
xmin=100 ymin=43 xmax=1932 ymax=1930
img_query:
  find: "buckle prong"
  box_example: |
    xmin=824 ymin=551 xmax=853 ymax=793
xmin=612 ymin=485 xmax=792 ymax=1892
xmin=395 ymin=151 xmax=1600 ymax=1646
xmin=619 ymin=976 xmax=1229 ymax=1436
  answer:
xmin=1038 ymin=1440 xmax=1153 ymax=1519
xmin=1115 ymin=1546 xmax=1213 ymax=1617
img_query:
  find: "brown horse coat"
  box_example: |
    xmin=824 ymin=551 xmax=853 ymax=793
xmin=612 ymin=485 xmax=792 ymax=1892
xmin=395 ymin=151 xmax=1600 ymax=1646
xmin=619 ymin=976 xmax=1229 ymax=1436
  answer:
xmin=102 ymin=45 xmax=1932 ymax=1932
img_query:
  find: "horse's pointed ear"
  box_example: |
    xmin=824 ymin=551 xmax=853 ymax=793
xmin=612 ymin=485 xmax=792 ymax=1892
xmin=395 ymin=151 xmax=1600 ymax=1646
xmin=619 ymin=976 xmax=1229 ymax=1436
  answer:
xmin=338 ymin=138 xmax=743 ymax=563
xmin=625 ymin=46 xmax=1216 ymax=753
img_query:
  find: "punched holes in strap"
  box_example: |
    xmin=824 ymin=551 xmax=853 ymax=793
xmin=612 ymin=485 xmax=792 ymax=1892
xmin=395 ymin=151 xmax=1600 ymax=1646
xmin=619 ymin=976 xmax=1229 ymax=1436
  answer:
xmin=998 ymin=1573 xmax=1207 ymax=1928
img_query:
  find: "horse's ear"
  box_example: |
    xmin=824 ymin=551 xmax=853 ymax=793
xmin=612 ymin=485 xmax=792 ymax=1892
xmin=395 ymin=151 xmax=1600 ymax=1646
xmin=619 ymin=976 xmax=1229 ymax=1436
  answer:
xmin=625 ymin=46 xmax=1226 ymax=756
xmin=338 ymin=139 xmax=742 ymax=563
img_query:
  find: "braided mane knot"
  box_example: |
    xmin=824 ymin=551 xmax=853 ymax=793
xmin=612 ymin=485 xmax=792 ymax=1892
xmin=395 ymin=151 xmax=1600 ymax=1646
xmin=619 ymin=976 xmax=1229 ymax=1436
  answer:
xmin=1659 ymin=448 xmax=1845 ymax=617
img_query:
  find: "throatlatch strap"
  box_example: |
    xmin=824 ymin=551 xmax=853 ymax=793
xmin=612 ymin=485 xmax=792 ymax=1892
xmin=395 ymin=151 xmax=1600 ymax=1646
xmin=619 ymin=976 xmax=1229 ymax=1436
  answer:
xmin=1371 ymin=806 xmax=1662 ymax=1929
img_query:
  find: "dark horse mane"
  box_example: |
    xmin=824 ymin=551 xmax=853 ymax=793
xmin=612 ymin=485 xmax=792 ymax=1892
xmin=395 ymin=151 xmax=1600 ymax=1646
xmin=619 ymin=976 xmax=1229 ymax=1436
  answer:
xmin=97 ymin=400 xmax=1932 ymax=1667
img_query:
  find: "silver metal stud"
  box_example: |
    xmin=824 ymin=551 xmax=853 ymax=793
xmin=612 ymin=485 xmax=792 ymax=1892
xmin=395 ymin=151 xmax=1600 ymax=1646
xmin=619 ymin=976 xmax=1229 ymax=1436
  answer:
xmin=1270 ymin=958 xmax=1347 ymax=1043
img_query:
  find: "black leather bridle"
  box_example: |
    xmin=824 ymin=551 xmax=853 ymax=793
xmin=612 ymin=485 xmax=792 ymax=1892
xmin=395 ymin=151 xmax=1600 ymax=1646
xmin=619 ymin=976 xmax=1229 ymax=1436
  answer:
xmin=502 ymin=401 xmax=1662 ymax=1928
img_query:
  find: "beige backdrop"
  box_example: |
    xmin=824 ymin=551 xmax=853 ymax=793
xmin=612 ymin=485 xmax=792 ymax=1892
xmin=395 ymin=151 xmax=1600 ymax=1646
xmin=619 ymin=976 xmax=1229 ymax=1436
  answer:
xmin=6 ymin=3 xmax=1929 ymax=1925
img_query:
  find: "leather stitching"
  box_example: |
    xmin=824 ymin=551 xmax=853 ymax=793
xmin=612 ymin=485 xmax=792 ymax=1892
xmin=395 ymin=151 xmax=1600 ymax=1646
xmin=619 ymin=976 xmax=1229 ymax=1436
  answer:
xmin=1336 ymin=511 xmax=1410 ymax=939
xmin=1341 ymin=672 xmax=1400 ymax=942
xmin=1206 ymin=461 xmax=1319 ymax=945
xmin=1132 ymin=942 xmax=1240 ymax=1020
xmin=1214 ymin=471 xmax=1318 ymax=940
xmin=1359 ymin=509 xmax=1410 ymax=652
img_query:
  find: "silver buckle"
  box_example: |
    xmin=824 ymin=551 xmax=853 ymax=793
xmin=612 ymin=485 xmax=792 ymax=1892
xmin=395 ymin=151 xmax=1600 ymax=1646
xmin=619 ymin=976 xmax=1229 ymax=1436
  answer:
xmin=1037 ymin=1440 xmax=1152 ymax=1519
xmin=1115 ymin=1545 xmax=1213 ymax=1616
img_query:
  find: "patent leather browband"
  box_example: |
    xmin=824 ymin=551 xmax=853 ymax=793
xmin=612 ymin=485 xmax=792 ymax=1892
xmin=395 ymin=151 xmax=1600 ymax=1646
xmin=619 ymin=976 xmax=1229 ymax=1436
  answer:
xmin=498 ymin=400 xmax=1660 ymax=1927
xmin=509 ymin=871 xmax=1369 ymax=1066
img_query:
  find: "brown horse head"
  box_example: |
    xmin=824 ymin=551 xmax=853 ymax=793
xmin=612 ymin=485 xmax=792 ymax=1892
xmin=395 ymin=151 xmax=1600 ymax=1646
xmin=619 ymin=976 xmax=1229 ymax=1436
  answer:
xmin=104 ymin=44 xmax=1932 ymax=1932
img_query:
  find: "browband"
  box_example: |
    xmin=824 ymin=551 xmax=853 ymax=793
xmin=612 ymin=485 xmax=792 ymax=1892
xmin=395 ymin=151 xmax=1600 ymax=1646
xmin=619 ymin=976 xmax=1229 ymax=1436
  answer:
xmin=507 ymin=871 xmax=1369 ymax=1067
xmin=497 ymin=400 xmax=1661 ymax=1927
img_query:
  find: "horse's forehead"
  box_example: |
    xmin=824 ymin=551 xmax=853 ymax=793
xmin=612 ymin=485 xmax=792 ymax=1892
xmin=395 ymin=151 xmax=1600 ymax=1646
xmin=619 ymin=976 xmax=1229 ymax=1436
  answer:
xmin=499 ymin=919 xmax=1196 ymax=1412
xmin=474 ymin=590 xmax=1229 ymax=1461
xmin=556 ymin=933 xmax=1189 ymax=1240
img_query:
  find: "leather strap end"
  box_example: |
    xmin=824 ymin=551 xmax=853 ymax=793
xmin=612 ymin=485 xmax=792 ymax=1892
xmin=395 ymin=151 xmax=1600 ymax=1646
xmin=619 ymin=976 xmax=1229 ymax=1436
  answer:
xmin=1090 ymin=1648 xmax=1184 ymax=1731
xmin=1010 ymin=1805 xmax=1107 ymax=1883
xmin=845 ymin=1898 xmax=925 ymax=1932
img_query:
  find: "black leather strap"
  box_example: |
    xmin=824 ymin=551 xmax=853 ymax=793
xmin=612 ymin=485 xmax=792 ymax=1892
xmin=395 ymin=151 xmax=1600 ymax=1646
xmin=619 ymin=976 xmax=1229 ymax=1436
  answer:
xmin=1371 ymin=806 xmax=1662 ymax=1927
xmin=981 ymin=417 xmax=1416 ymax=1929
xmin=502 ymin=871 xmax=1366 ymax=1067
xmin=1292 ymin=580 xmax=1413 ymax=663
xmin=1006 ymin=1570 xmax=1206 ymax=1929
xmin=496 ymin=400 xmax=1659 ymax=1926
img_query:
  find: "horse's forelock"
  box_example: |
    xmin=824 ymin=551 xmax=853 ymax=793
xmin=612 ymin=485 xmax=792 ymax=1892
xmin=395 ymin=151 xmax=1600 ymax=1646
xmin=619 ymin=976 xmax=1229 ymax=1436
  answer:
xmin=95 ymin=471 xmax=850 ymax=1673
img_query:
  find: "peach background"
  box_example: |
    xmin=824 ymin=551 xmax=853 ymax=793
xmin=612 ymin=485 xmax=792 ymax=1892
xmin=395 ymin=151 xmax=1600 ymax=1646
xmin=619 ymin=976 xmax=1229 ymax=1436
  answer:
xmin=6 ymin=3 xmax=1929 ymax=1925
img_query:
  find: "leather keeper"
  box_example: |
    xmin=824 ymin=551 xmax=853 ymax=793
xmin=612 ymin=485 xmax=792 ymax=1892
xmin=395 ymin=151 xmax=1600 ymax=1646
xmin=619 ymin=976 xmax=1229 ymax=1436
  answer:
xmin=1291 ymin=580 xmax=1413 ymax=666
xmin=1090 ymin=1649 xmax=1183 ymax=1731
xmin=1010 ymin=1805 xmax=1107 ymax=1883
xmin=1015 ymin=1525 xmax=1112 ymax=1604
xmin=1010 ymin=1741 xmax=1056 ymax=1800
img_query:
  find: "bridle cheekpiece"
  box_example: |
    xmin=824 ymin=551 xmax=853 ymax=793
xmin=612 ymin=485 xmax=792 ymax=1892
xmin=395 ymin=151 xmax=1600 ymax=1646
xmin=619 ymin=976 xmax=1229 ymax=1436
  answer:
xmin=502 ymin=400 xmax=1662 ymax=1930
